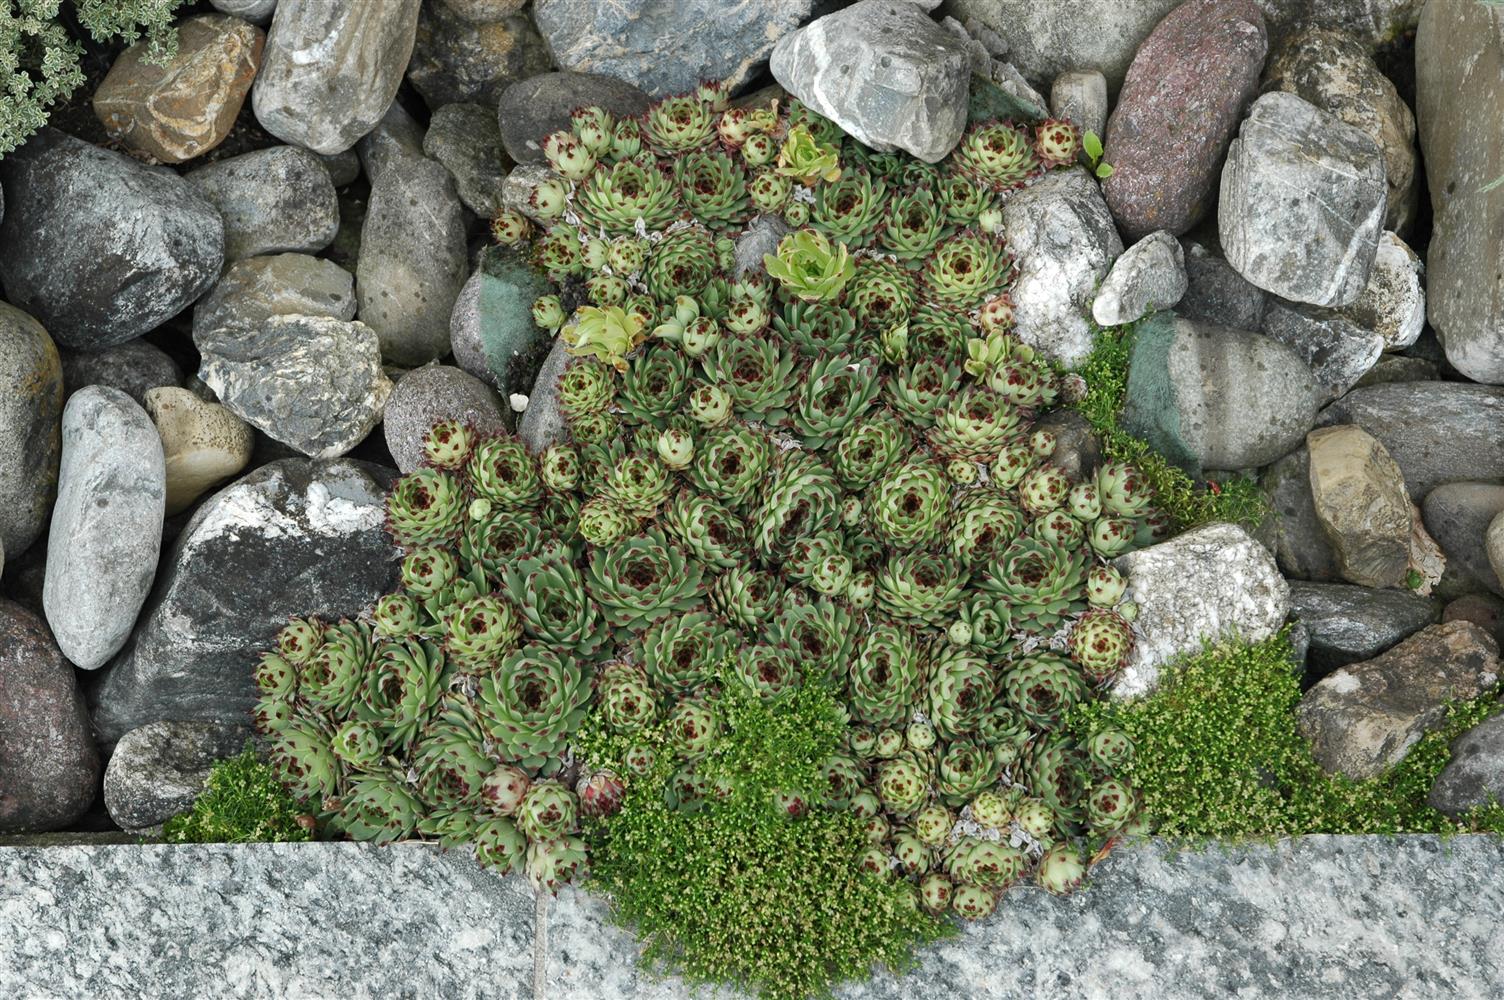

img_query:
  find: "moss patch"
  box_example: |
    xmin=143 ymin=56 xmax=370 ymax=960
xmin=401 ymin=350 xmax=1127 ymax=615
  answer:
xmin=161 ymin=747 xmax=313 ymax=844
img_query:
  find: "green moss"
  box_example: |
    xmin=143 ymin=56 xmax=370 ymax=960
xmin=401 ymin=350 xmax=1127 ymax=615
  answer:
xmin=161 ymin=747 xmax=314 ymax=844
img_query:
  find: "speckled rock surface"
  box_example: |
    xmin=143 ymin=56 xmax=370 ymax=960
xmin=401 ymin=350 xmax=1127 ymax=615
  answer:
xmin=103 ymin=721 xmax=258 ymax=831
xmin=1091 ymin=230 xmax=1187 ymax=327
xmin=383 ymin=365 xmax=506 ymax=473
xmin=1176 ymin=238 xmax=1267 ymax=331
xmin=409 ymin=0 xmax=550 ymax=109
xmin=1048 ymin=69 xmax=1108 ymax=136
xmin=193 ymin=253 xmax=356 ymax=339
xmin=1261 ymin=444 xmax=1342 ymax=582
xmin=496 ymin=72 xmax=651 ymax=166
xmin=145 ymin=387 xmax=254 ymax=517
xmin=354 ymin=99 xmax=426 ymax=186
xmin=1429 ymin=714 xmax=1504 ymax=817
xmin=1421 ymin=483 xmax=1504 ymax=600
xmin=449 ymin=252 xmax=553 ymax=393
xmin=423 ymin=102 xmax=509 ymax=218
xmin=1260 ymin=301 xmax=1383 ymax=402
xmin=1287 ymin=581 xmax=1440 ymax=680
xmin=518 ymin=335 xmax=569 ymax=453
xmin=184 ymin=145 xmax=339 ymax=261
xmin=59 ymin=339 xmax=181 ymax=407
xmin=0 ymin=301 xmax=63 ymax=561
xmin=1305 ymin=424 xmax=1417 ymax=590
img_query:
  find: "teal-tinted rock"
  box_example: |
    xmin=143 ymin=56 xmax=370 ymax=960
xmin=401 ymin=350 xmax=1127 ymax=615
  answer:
xmin=450 ymin=248 xmax=554 ymax=400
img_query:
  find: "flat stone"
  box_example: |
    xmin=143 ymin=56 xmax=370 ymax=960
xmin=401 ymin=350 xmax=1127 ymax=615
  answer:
xmin=43 ymin=388 xmax=166 ymax=670
xmin=193 ymin=253 xmax=356 ymax=340
xmin=496 ymin=71 xmax=651 ymax=166
xmin=770 ymin=0 xmax=973 ymax=163
xmin=450 ymin=251 xmax=554 ymax=394
xmin=517 ymin=335 xmax=569 ymax=453
xmin=424 ymin=103 xmax=509 ymax=218
xmin=1220 ymin=91 xmax=1388 ymax=308
xmin=185 ymin=145 xmax=339 ymax=260
xmin=383 ymin=365 xmax=506 ymax=473
xmin=251 ymin=0 xmax=421 ymax=155
xmin=1444 ymin=593 xmax=1504 ymax=649
xmin=0 ymin=599 xmax=99 ymax=832
xmin=1288 ymin=581 xmax=1440 ymax=682
xmin=354 ymin=99 xmax=426 ymax=187
xmin=1415 ymin=1 xmax=1504 ymax=385
xmin=1261 ymin=300 xmax=1383 ymax=401
xmin=59 ymin=339 xmax=181 ymax=407
xmin=197 ymin=315 xmax=392 ymax=460
xmin=1261 ymin=444 xmax=1342 ymax=582
xmin=1111 ymin=521 xmax=1291 ymax=697
xmin=1421 ymin=483 xmax=1504 ymax=599
xmin=0 ymin=302 xmax=63 ymax=561
xmin=92 ymin=13 xmax=264 ymax=164
xmin=1000 ymin=168 xmax=1123 ymax=368
xmin=0 ymin=130 xmax=224 ymax=351
xmin=90 ymin=459 xmax=399 ymax=746
xmin=103 ymin=721 xmax=256 ymax=831
xmin=409 ymin=0 xmax=550 ymax=109
xmin=1048 ymin=69 xmax=1107 ymax=137
xmin=1091 ymin=230 xmax=1187 ymax=327
xmin=1296 ymin=622 xmax=1501 ymax=780
xmin=356 ymin=156 xmax=469 ymax=367
xmin=1176 ymin=238 xmax=1266 ymax=331
xmin=145 ymin=387 xmax=255 ymax=517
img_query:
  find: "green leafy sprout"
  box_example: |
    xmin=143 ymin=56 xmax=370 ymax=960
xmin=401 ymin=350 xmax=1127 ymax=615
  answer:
xmin=1082 ymin=130 xmax=1113 ymax=179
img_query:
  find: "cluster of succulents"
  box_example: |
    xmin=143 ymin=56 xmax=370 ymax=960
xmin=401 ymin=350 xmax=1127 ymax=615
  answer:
xmin=254 ymin=88 xmax=1161 ymax=918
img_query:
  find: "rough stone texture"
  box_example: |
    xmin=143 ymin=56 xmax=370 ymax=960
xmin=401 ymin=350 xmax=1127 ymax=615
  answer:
xmin=92 ymin=14 xmax=264 ymax=164
xmin=1353 ymin=354 xmax=1436 ymax=389
xmin=1091 ymin=230 xmax=1187 ymax=327
xmin=316 ymin=147 xmax=361 ymax=187
xmin=518 ymin=335 xmax=569 ymax=453
xmin=1428 ymin=714 xmax=1504 ymax=818
xmin=770 ymin=0 xmax=973 ymax=163
xmin=496 ymin=72 xmax=651 ymax=166
xmin=0 ymin=130 xmax=224 ymax=351
xmin=538 ymin=0 xmax=810 ymax=100
xmin=1331 ymin=230 xmax=1424 ymax=350
xmin=251 ymin=0 xmax=422 ymax=155
xmin=211 ymin=0 xmax=275 ymax=22
xmin=1421 ymin=483 xmax=1504 ymax=600
xmin=185 ymin=145 xmax=339 ymax=260
xmin=450 ymin=253 xmax=553 ymax=393
xmin=1121 ymin=315 xmax=1322 ymax=473
xmin=1176 ymin=238 xmax=1266 ymax=330
xmin=357 ymin=156 xmax=469 ymax=367
xmin=447 ymin=0 xmax=527 ymax=20
xmin=1490 ymin=512 xmax=1504 ymax=593
xmin=1031 ymin=409 xmax=1102 ymax=485
xmin=59 ymin=339 xmax=181 ymax=407
xmin=1288 ymin=581 xmax=1440 ymax=681
xmin=1261 ymin=300 xmax=1383 ymax=401
xmin=43 ymin=388 xmax=166 ymax=670
xmin=423 ymin=103 xmax=509 ymax=218
xmin=193 ymin=253 xmax=356 ymax=339
xmin=1101 ymin=0 xmax=1267 ymax=240
xmin=1415 ymin=1 xmax=1504 ymax=385
xmin=1446 ymin=593 xmax=1504 ymax=649
xmin=1265 ymin=27 xmax=1418 ymax=232
xmin=999 ymin=168 xmax=1123 ymax=368
xmin=353 ymin=99 xmax=426 ymax=187
xmin=0 ymin=301 xmax=63 ymax=561
xmin=383 ymin=365 xmax=506 ymax=473
xmin=1317 ymin=383 xmax=1504 ymax=502
xmin=145 ymin=387 xmax=255 ymax=517
xmin=103 ymin=721 xmax=257 ymax=831
xmin=90 ymin=459 xmax=399 ymax=746
xmin=499 ymin=161 xmax=553 ymax=223
xmin=1111 ymin=522 xmax=1290 ymax=697
xmin=409 ymin=0 xmax=550 ymax=109
xmin=1297 ymin=622 xmax=1501 ymax=780
xmin=1048 ymin=69 xmax=1107 ymax=137
xmin=1220 ymin=92 xmax=1388 ymax=308
xmin=1261 ymin=445 xmax=1341 ymax=582
xmin=197 ymin=315 xmax=392 ymax=460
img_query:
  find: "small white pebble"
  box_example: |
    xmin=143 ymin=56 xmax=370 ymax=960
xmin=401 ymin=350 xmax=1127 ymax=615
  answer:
xmin=509 ymin=393 xmax=529 ymax=413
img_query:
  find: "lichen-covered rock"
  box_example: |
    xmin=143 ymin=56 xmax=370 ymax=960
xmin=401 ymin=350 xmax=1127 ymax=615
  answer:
xmin=1091 ymin=230 xmax=1187 ymax=327
xmin=0 ymin=130 xmax=224 ymax=351
xmin=0 ymin=301 xmax=63 ymax=560
xmin=449 ymin=253 xmax=553 ymax=393
xmin=1428 ymin=714 xmax=1504 ymax=818
xmin=1048 ymin=70 xmax=1108 ymax=137
xmin=1261 ymin=444 xmax=1342 ymax=583
xmin=43 ymin=387 xmax=166 ymax=670
xmin=192 ymin=253 xmax=356 ymax=339
xmin=92 ymin=13 xmax=264 ymax=164
xmin=496 ymin=72 xmax=651 ymax=165
xmin=1297 ymin=622 xmax=1501 ymax=780
xmin=1288 ymin=581 xmax=1440 ymax=681
xmin=145 ymin=387 xmax=255 ymax=517
xmin=59 ymin=340 xmax=181 ymax=407
xmin=251 ymin=0 xmax=421 ymax=155
xmin=771 ymin=0 xmax=972 ymax=163
xmin=184 ymin=145 xmax=339 ymax=260
xmin=383 ymin=365 xmax=506 ymax=473
xmin=1111 ymin=521 xmax=1291 ymax=697
xmin=103 ymin=720 xmax=257 ymax=831
xmin=408 ymin=0 xmax=550 ymax=109
xmin=1261 ymin=300 xmax=1383 ymax=401
xmin=423 ymin=102 xmax=509 ymax=218
xmin=90 ymin=459 xmax=399 ymax=746
xmin=517 ymin=335 xmax=569 ymax=454
xmin=1421 ymin=483 xmax=1504 ymax=600
xmin=1219 ymin=92 xmax=1388 ymax=308
xmin=1000 ymin=168 xmax=1123 ymax=367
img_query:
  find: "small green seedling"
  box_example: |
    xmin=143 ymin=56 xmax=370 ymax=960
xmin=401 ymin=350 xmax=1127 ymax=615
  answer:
xmin=1083 ymin=131 xmax=1114 ymax=179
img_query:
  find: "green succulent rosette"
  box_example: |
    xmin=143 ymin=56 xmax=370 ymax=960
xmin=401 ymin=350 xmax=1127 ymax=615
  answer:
xmin=641 ymin=610 xmax=734 ymax=694
xmin=699 ymin=331 xmax=800 ymax=421
xmin=810 ymin=168 xmax=886 ymax=247
xmin=750 ymin=450 xmax=842 ymax=561
xmin=847 ymin=622 xmax=924 ymax=728
xmin=790 ymin=353 xmax=880 ymax=449
xmin=1003 ymin=652 xmax=1088 ymax=730
xmin=763 ymin=228 xmax=855 ymax=302
xmin=874 ymin=550 xmax=967 ymax=627
xmin=386 ymin=468 xmax=465 ymax=548
xmin=688 ymin=421 xmax=773 ymax=508
xmin=478 ymin=642 xmax=593 ymax=770
xmin=585 ymin=528 xmax=705 ymax=632
xmin=772 ymin=297 xmax=862 ymax=357
xmin=643 ymin=95 xmax=717 ymax=154
xmin=575 ymin=157 xmax=683 ymax=235
xmin=979 ymin=535 xmax=1090 ymax=635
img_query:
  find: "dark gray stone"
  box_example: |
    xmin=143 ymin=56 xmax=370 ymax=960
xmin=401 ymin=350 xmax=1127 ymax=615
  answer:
xmin=193 ymin=254 xmax=356 ymax=340
xmin=1353 ymin=355 xmax=1436 ymax=388
xmin=517 ymin=335 xmax=568 ymax=453
xmin=354 ymin=99 xmax=426 ymax=187
xmin=497 ymin=72 xmax=651 ymax=166
xmin=424 ymin=103 xmax=509 ymax=219
xmin=90 ymin=459 xmax=400 ymax=746
xmin=1422 ymin=483 xmax=1504 ymax=599
xmin=1261 ymin=299 xmax=1383 ymax=401
xmin=60 ymin=339 xmax=181 ymax=407
xmin=316 ymin=148 xmax=361 ymax=187
xmin=1261 ymin=445 xmax=1342 ymax=582
xmin=1429 ymin=715 xmax=1504 ymax=817
xmin=184 ymin=145 xmax=339 ymax=261
xmin=409 ymin=0 xmax=550 ymax=109
xmin=0 ymin=301 xmax=63 ymax=560
xmin=449 ymin=253 xmax=553 ymax=394
xmin=103 ymin=720 xmax=256 ymax=831
xmin=0 ymin=130 xmax=224 ymax=351
xmin=1288 ymin=581 xmax=1441 ymax=680
xmin=383 ymin=365 xmax=506 ymax=473
xmin=1177 ymin=238 xmax=1267 ymax=331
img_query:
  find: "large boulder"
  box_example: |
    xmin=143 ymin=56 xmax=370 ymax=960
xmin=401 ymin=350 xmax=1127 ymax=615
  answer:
xmin=1287 ymin=581 xmax=1440 ymax=681
xmin=103 ymin=720 xmax=257 ymax=831
xmin=1260 ymin=301 xmax=1383 ymax=402
xmin=0 ymin=301 xmax=63 ymax=560
xmin=423 ymin=103 xmax=509 ymax=219
xmin=354 ymin=99 xmax=427 ymax=186
xmin=184 ymin=146 xmax=339 ymax=261
xmin=496 ymin=72 xmax=651 ymax=166
xmin=90 ymin=459 xmax=399 ymax=746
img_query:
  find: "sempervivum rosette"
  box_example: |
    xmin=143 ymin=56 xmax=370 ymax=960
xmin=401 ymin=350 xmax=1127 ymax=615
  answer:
xmin=688 ymin=422 xmax=773 ymax=508
xmin=500 ymin=544 xmax=605 ymax=659
xmin=847 ymin=622 xmax=924 ymax=728
xmin=478 ymin=643 xmax=593 ymax=771
xmin=875 ymin=550 xmax=967 ymax=627
xmin=1068 ymin=608 xmax=1136 ymax=683
xmin=869 ymin=454 xmax=951 ymax=549
xmin=773 ymin=298 xmax=861 ymax=357
xmin=880 ymin=187 xmax=951 ymax=262
xmin=574 ymin=157 xmax=683 ymax=235
xmin=766 ymin=593 xmax=856 ymax=687
xmin=920 ymin=231 xmax=1012 ymax=309
xmin=810 ymin=168 xmax=887 ymax=247
xmin=699 ymin=331 xmax=800 ymax=422
xmin=585 ymin=528 xmax=705 ymax=632
xmin=386 ymin=468 xmax=465 ymax=547
xmin=750 ymin=450 xmax=842 ymax=561
xmin=953 ymin=120 xmax=1042 ymax=190
xmin=642 ymin=610 xmax=734 ymax=694
xmin=833 ymin=409 xmax=913 ymax=491
xmin=925 ymin=643 xmax=996 ymax=739
xmin=675 ymin=148 xmax=751 ymax=230
xmin=791 ymin=354 xmax=881 ymax=449
xmin=979 ymin=535 xmax=1090 ymax=635
xmin=1003 ymin=652 xmax=1087 ymax=730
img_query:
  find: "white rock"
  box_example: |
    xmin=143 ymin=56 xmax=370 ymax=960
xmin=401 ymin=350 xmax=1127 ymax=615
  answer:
xmin=1091 ymin=230 xmax=1187 ymax=327
xmin=1334 ymin=231 xmax=1425 ymax=351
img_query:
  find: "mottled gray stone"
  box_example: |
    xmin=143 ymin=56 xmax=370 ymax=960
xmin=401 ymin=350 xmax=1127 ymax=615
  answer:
xmin=771 ymin=0 xmax=972 ymax=163
xmin=383 ymin=365 xmax=506 ymax=473
xmin=357 ymin=156 xmax=469 ymax=367
xmin=1261 ymin=300 xmax=1383 ymax=401
xmin=1000 ymin=168 xmax=1123 ymax=368
xmin=424 ymin=103 xmax=509 ymax=218
xmin=1415 ymin=1 xmax=1504 ymax=385
xmin=185 ymin=145 xmax=339 ymax=260
xmin=251 ymin=0 xmax=421 ymax=155
xmin=1220 ymin=92 xmax=1387 ymax=308
xmin=1048 ymin=69 xmax=1107 ymax=136
xmin=1297 ymin=622 xmax=1501 ymax=779
xmin=145 ymin=387 xmax=255 ymax=517
xmin=1177 ymin=238 xmax=1267 ymax=331
xmin=450 ymin=252 xmax=554 ymax=393
xmin=497 ymin=72 xmax=650 ymax=166
xmin=1331 ymin=230 xmax=1424 ymax=350
xmin=104 ymin=721 xmax=257 ymax=831
xmin=499 ymin=161 xmax=553 ymax=222
xmin=210 ymin=0 xmax=275 ymax=23
xmin=1445 ymin=593 xmax=1504 ymax=649
xmin=1354 ymin=354 xmax=1436 ymax=389
xmin=447 ymin=0 xmax=527 ymax=21
xmin=734 ymin=214 xmax=792 ymax=280
xmin=1421 ymin=483 xmax=1504 ymax=600
xmin=90 ymin=459 xmax=399 ymax=746
xmin=197 ymin=315 xmax=393 ymax=460
xmin=1111 ymin=522 xmax=1290 ymax=697
xmin=1261 ymin=445 xmax=1342 ymax=582
xmin=1031 ymin=409 xmax=1102 ymax=485
xmin=518 ymin=336 xmax=569 ymax=453
xmin=1429 ymin=714 xmax=1504 ymax=817
xmin=1288 ymin=581 xmax=1440 ymax=680
xmin=354 ymin=99 xmax=426 ymax=187
xmin=315 ymin=147 xmax=360 ymax=187
xmin=193 ymin=253 xmax=356 ymax=340
xmin=1091 ymin=230 xmax=1187 ymax=327
xmin=409 ymin=0 xmax=550 ymax=109
xmin=43 ymin=387 xmax=166 ymax=670
xmin=1491 ymin=512 xmax=1504 ymax=594
xmin=59 ymin=339 xmax=181 ymax=407
xmin=0 ymin=130 xmax=224 ymax=351
xmin=0 ymin=302 xmax=63 ymax=560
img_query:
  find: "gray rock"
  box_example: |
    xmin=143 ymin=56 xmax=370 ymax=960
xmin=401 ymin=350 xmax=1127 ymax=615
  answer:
xmin=1048 ymin=69 xmax=1107 ymax=137
xmin=409 ymin=0 xmax=550 ymax=109
xmin=1121 ymin=314 xmax=1322 ymax=473
xmin=184 ymin=145 xmax=339 ymax=260
xmin=59 ymin=339 xmax=181 ymax=407
xmin=1317 ymin=382 xmax=1504 ymax=501
xmin=499 ymin=162 xmax=554 ymax=222
xmin=1220 ymin=91 xmax=1388 ymax=308
xmin=449 ymin=252 xmax=554 ymax=393
xmin=1091 ymin=230 xmax=1187 ymax=327
xmin=210 ymin=0 xmax=276 ymax=23
xmin=43 ymin=388 xmax=166 ymax=670
xmin=1288 ymin=581 xmax=1440 ymax=680
xmin=496 ymin=72 xmax=651 ymax=166
xmin=1489 ymin=511 xmax=1504 ymax=594
xmin=770 ymin=0 xmax=973 ymax=163
xmin=1429 ymin=714 xmax=1504 ymax=818
xmin=197 ymin=315 xmax=393 ymax=460
xmin=536 ymin=0 xmax=810 ymax=99
xmin=1261 ymin=444 xmax=1342 ymax=582
xmin=1177 ymin=238 xmax=1267 ymax=330
xmin=103 ymin=720 xmax=256 ymax=831
xmin=193 ymin=253 xmax=356 ymax=340
xmin=1000 ymin=168 xmax=1123 ymax=368
xmin=1111 ymin=521 xmax=1291 ymax=697
xmin=316 ymin=148 xmax=360 ymax=187
xmin=517 ymin=335 xmax=569 ymax=453
xmin=1421 ymin=483 xmax=1504 ymax=600
xmin=1415 ymin=1 xmax=1504 ymax=385
xmin=1296 ymin=622 xmax=1501 ymax=780
xmin=354 ymin=99 xmax=426 ymax=187
xmin=383 ymin=365 xmax=506 ymax=473
xmin=1261 ymin=299 xmax=1383 ymax=401
xmin=0 ymin=301 xmax=63 ymax=560
xmin=0 ymin=130 xmax=224 ymax=351
xmin=356 ymin=157 xmax=469 ymax=367
xmin=1335 ymin=231 xmax=1424 ymax=351
xmin=251 ymin=0 xmax=421 ymax=155
xmin=0 ymin=599 xmax=99 ymax=832
xmin=1306 ymin=424 xmax=1427 ymax=590
xmin=1031 ymin=409 xmax=1102 ymax=485
xmin=145 ymin=387 xmax=255 ymax=517
xmin=1445 ymin=593 xmax=1504 ymax=649
xmin=734 ymin=214 xmax=792 ymax=280
xmin=424 ymin=103 xmax=509 ymax=218
xmin=447 ymin=0 xmax=527 ymax=20
xmin=91 ymin=459 xmax=399 ymax=746
xmin=1354 ymin=354 xmax=1437 ymax=388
